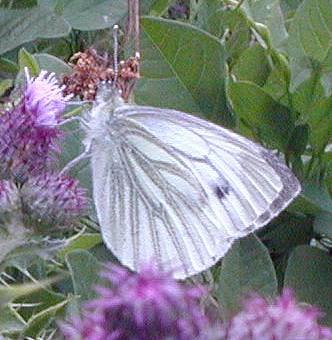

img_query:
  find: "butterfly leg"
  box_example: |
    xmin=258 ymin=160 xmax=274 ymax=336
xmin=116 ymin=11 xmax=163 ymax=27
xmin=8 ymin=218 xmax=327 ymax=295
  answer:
xmin=60 ymin=142 xmax=92 ymax=175
xmin=57 ymin=116 xmax=89 ymax=129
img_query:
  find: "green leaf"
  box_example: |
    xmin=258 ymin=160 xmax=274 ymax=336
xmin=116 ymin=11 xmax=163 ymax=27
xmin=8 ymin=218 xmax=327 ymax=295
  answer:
xmin=287 ymin=124 xmax=309 ymax=156
xmin=65 ymin=250 xmax=101 ymax=303
xmin=137 ymin=16 xmax=231 ymax=125
xmin=148 ymin=0 xmax=174 ymax=16
xmin=306 ymin=96 xmax=332 ymax=152
xmin=227 ymin=81 xmax=294 ymax=150
xmin=313 ymin=211 xmax=332 ymax=239
xmin=22 ymin=298 xmax=69 ymax=338
xmin=0 ymin=2 xmax=71 ymax=54
xmin=34 ymin=53 xmax=71 ymax=75
xmin=62 ymin=0 xmax=127 ymax=31
xmin=243 ymin=0 xmax=288 ymax=49
xmin=287 ymin=0 xmax=332 ymax=93
xmin=206 ymin=8 xmax=251 ymax=62
xmin=287 ymin=0 xmax=332 ymax=64
xmin=58 ymin=233 xmax=102 ymax=260
xmin=284 ymin=245 xmax=332 ymax=325
xmin=0 ymin=79 xmax=13 ymax=97
xmin=217 ymin=234 xmax=278 ymax=317
xmin=18 ymin=48 xmax=40 ymax=76
xmin=0 ymin=58 xmax=19 ymax=74
xmin=232 ymin=44 xmax=271 ymax=86
xmin=0 ymin=306 xmax=25 ymax=335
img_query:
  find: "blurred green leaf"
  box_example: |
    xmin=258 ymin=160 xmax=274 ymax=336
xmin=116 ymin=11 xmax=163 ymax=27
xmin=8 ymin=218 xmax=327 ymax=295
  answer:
xmin=285 ymin=245 xmax=332 ymax=325
xmin=22 ymin=298 xmax=69 ymax=338
xmin=313 ymin=211 xmax=332 ymax=239
xmin=58 ymin=233 xmax=102 ymax=260
xmin=66 ymin=250 xmax=101 ymax=303
xmin=147 ymin=0 xmax=174 ymax=16
xmin=18 ymin=48 xmax=40 ymax=76
xmin=0 ymin=306 xmax=25 ymax=335
xmin=217 ymin=234 xmax=278 ymax=318
xmin=287 ymin=124 xmax=309 ymax=156
xmin=287 ymin=0 xmax=332 ymax=93
xmin=34 ymin=53 xmax=71 ymax=75
xmin=227 ymin=80 xmax=294 ymax=150
xmin=62 ymin=0 xmax=127 ymax=31
xmin=290 ymin=182 xmax=332 ymax=215
xmin=306 ymin=96 xmax=332 ymax=152
xmin=232 ymin=44 xmax=271 ymax=86
xmin=206 ymin=8 xmax=251 ymax=62
xmin=0 ymin=2 xmax=71 ymax=55
xmin=137 ymin=16 xmax=231 ymax=125
xmin=0 ymin=58 xmax=19 ymax=74
xmin=243 ymin=0 xmax=288 ymax=49
xmin=0 ymin=79 xmax=13 ymax=97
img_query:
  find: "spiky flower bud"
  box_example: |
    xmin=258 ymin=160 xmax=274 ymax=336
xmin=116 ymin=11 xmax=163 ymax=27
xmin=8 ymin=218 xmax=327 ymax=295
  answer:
xmin=21 ymin=172 xmax=87 ymax=230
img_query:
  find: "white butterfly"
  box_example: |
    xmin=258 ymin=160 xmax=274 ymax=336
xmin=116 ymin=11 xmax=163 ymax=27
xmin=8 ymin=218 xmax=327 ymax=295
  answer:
xmin=67 ymin=84 xmax=300 ymax=279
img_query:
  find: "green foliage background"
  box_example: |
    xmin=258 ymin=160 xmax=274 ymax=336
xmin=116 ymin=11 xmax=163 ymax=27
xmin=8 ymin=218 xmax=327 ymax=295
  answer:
xmin=1 ymin=0 xmax=332 ymax=337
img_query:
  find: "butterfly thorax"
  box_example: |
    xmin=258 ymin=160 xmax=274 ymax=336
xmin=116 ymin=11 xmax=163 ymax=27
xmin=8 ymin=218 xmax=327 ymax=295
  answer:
xmin=84 ymin=85 xmax=124 ymax=147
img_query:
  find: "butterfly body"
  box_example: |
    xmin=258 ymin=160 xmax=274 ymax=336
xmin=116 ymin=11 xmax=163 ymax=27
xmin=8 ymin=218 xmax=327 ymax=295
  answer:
xmin=85 ymin=85 xmax=300 ymax=279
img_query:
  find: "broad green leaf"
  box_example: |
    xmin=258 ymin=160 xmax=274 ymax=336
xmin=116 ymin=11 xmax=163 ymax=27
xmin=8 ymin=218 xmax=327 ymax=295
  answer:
xmin=137 ymin=17 xmax=231 ymax=125
xmin=66 ymin=250 xmax=101 ymax=303
xmin=58 ymin=233 xmax=102 ymax=260
xmin=313 ymin=211 xmax=332 ymax=239
xmin=287 ymin=124 xmax=309 ymax=156
xmin=287 ymin=0 xmax=332 ymax=63
xmin=217 ymin=234 xmax=278 ymax=317
xmin=148 ymin=0 xmax=174 ymax=16
xmin=306 ymin=96 xmax=332 ymax=152
xmin=243 ymin=0 xmax=288 ymax=49
xmin=287 ymin=0 xmax=332 ymax=92
xmin=0 ymin=2 xmax=71 ymax=54
xmin=285 ymin=245 xmax=332 ymax=325
xmin=18 ymin=48 xmax=40 ymax=76
xmin=0 ymin=306 xmax=25 ymax=335
xmin=232 ymin=44 xmax=271 ymax=86
xmin=206 ymin=8 xmax=251 ymax=62
xmin=289 ymin=182 xmax=332 ymax=215
xmin=62 ymin=0 xmax=127 ymax=31
xmin=227 ymin=81 xmax=294 ymax=150
xmin=0 ymin=58 xmax=19 ymax=74
xmin=34 ymin=53 xmax=71 ymax=75
xmin=22 ymin=298 xmax=69 ymax=338
xmin=15 ymin=288 xmax=65 ymax=322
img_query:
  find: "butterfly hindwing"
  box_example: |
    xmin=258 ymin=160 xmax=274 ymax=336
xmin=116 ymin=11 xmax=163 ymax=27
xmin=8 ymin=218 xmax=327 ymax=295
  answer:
xmin=91 ymin=104 xmax=300 ymax=279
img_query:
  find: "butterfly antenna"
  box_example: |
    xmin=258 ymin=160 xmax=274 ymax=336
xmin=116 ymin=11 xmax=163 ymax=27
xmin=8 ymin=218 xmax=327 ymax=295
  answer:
xmin=113 ymin=25 xmax=119 ymax=85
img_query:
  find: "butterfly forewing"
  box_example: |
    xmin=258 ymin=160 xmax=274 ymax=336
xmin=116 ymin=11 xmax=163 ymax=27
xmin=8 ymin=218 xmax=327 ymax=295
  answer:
xmin=90 ymin=101 xmax=300 ymax=279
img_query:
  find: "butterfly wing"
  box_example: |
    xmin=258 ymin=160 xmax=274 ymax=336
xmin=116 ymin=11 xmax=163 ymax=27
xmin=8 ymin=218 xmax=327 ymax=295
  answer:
xmin=91 ymin=104 xmax=300 ymax=279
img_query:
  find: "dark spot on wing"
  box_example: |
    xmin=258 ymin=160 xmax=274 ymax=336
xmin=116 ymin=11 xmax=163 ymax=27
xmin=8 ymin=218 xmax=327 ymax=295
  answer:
xmin=214 ymin=183 xmax=230 ymax=200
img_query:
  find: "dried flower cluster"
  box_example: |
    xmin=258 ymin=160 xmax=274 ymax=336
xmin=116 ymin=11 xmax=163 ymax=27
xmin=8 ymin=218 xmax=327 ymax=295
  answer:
xmin=60 ymin=264 xmax=209 ymax=340
xmin=62 ymin=48 xmax=140 ymax=102
xmin=60 ymin=264 xmax=332 ymax=340
xmin=0 ymin=69 xmax=87 ymax=230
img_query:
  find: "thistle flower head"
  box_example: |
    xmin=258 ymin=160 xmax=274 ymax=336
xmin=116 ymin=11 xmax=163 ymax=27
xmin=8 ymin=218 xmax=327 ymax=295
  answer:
xmin=24 ymin=68 xmax=71 ymax=126
xmin=0 ymin=180 xmax=19 ymax=214
xmin=60 ymin=264 xmax=209 ymax=340
xmin=0 ymin=69 xmax=70 ymax=179
xmin=225 ymin=289 xmax=332 ymax=340
xmin=21 ymin=172 xmax=88 ymax=229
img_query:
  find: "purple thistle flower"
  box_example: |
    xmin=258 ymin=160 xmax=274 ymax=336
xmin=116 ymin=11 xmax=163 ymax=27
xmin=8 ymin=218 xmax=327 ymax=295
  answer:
xmin=60 ymin=264 xmax=209 ymax=340
xmin=21 ymin=172 xmax=87 ymax=229
xmin=224 ymin=289 xmax=332 ymax=340
xmin=0 ymin=69 xmax=70 ymax=180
